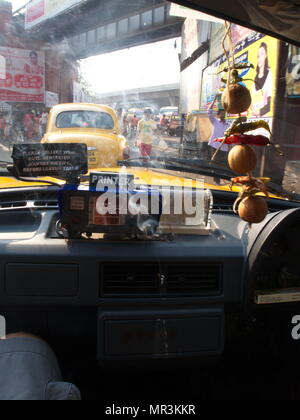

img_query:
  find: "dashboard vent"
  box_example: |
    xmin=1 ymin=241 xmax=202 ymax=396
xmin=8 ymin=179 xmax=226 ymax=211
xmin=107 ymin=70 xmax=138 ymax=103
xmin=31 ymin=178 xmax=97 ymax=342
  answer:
xmin=0 ymin=200 xmax=58 ymax=210
xmin=0 ymin=201 xmax=27 ymax=209
xmin=167 ymin=264 xmax=221 ymax=295
xmin=33 ymin=201 xmax=58 ymax=208
xmin=213 ymin=202 xmax=234 ymax=212
xmin=101 ymin=263 xmax=222 ymax=297
xmin=102 ymin=264 xmax=160 ymax=295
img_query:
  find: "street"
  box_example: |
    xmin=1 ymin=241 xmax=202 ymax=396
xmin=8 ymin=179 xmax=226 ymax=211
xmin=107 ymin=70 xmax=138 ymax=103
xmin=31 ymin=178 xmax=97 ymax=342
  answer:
xmin=128 ymin=133 xmax=182 ymax=159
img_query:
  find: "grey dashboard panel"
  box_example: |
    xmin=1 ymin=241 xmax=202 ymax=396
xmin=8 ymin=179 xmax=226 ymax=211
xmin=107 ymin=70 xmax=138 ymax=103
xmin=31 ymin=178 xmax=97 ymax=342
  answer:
xmin=0 ymin=210 xmax=246 ymax=307
xmin=0 ymin=211 xmax=42 ymax=240
xmin=5 ymin=263 xmax=79 ymax=297
xmin=99 ymin=307 xmax=224 ymax=362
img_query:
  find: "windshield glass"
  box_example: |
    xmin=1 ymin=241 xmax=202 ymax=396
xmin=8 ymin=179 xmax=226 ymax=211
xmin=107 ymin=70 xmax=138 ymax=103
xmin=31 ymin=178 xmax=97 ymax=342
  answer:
xmin=0 ymin=0 xmax=299 ymax=201
xmin=56 ymin=111 xmax=114 ymax=129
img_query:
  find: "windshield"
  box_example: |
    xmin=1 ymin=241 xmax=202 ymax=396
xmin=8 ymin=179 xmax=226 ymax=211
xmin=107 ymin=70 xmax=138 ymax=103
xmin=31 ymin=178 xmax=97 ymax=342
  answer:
xmin=0 ymin=0 xmax=299 ymax=201
xmin=56 ymin=111 xmax=114 ymax=129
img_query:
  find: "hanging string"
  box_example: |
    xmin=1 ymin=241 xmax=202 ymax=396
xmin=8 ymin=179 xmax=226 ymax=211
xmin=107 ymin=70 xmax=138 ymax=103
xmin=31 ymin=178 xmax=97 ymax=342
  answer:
xmin=211 ymin=22 xmax=236 ymax=162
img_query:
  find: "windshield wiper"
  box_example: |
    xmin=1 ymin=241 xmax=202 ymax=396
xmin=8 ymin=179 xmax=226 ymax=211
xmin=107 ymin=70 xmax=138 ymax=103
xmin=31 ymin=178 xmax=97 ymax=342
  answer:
xmin=0 ymin=162 xmax=62 ymax=188
xmin=0 ymin=161 xmax=11 ymax=168
xmin=119 ymin=157 xmax=236 ymax=181
xmin=119 ymin=158 xmax=300 ymax=202
xmin=267 ymin=181 xmax=300 ymax=203
xmin=5 ymin=165 xmax=62 ymax=188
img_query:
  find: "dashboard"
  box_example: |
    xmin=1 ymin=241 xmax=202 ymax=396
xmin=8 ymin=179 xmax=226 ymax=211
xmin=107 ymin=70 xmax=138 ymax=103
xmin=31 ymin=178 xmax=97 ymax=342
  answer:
xmin=0 ymin=186 xmax=300 ymax=366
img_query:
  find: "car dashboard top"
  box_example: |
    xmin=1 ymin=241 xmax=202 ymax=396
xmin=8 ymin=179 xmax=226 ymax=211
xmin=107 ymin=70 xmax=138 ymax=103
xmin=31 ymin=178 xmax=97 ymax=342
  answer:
xmin=0 ymin=184 xmax=299 ymax=312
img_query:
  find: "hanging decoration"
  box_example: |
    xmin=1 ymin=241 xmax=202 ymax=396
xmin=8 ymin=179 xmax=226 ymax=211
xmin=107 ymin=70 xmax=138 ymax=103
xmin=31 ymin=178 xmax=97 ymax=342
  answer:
xmin=212 ymin=21 xmax=283 ymax=225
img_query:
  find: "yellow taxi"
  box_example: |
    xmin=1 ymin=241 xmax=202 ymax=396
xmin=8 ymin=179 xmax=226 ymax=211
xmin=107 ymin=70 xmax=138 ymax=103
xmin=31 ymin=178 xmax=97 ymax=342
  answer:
xmin=41 ymin=103 xmax=129 ymax=169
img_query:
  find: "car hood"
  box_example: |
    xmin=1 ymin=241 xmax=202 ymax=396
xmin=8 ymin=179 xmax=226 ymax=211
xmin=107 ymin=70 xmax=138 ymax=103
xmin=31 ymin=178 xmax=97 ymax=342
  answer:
xmin=0 ymin=167 xmax=282 ymax=199
xmin=42 ymin=132 xmax=124 ymax=168
xmin=43 ymin=131 xmax=119 ymax=143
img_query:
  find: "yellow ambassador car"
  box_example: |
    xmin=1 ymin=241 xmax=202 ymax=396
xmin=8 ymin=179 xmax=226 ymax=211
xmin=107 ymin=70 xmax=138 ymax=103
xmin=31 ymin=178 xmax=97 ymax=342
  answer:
xmin=41 ymin=103 xmax=128 ymax=168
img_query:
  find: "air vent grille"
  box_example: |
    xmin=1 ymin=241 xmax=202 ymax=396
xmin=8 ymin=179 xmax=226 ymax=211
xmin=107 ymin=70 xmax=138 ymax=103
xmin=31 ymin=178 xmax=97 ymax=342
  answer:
xmin=213 ymin=202 xmax=234 ymax=212
xmin=0 ymin=200 xmax=58 ymax=210
xmin=101 ymin=263 xmax=222 ymax=297
xmin=0 ymin=201 xmax=27 ymax=209
xmin=167 ymin=264 xmax=221 ymax=294
xmin=102 ymin=264 xmax=160 ymax=294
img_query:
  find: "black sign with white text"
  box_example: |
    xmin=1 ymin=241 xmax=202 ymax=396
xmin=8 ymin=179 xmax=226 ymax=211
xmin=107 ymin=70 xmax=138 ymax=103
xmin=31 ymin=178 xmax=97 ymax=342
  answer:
xmin=12 ymin=143 xmax=88 ymax=179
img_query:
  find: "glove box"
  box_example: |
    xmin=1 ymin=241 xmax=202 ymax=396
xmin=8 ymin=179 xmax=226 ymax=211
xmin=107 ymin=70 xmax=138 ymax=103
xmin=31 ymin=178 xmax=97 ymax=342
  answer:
xmin=98 ymin=307 xmax=224 ymax=364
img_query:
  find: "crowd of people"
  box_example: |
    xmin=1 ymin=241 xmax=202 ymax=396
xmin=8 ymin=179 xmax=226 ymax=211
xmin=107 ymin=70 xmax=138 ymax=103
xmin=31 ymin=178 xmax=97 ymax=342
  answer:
xmin=0 ymin=108 xmax=49 ymax=147
xmin=116 ymin=107 xmax=183 ymax=160
xmin=117 ymin=108 xmax=162 ymax=159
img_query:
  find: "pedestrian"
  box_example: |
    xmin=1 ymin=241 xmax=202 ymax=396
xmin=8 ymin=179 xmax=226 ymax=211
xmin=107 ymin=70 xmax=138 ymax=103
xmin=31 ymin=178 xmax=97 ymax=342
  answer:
xmin=207 ymin=96 xmax=230 ymax=182
xmin=3 ymin=112 xmax=12 ymax=146
xmin=129 ymin=114 xmax=139 ymax=141
xmin=32 ymin=110 xmax=40 ymax=139
xmin=131 ymin=114 xmax=139 ymax=130
xmin=116 ymin=108 xmax=127 ymax=136
xmin=24 ymin=111 xmax=34 ymax=140
xmin=0 ymin=113 xmax=5 ymax=143
xmin=160 ymin=114 xmax=169 ymax=128
xmin=40 ymin=109 xmax=48 ymax=137
xmin=137 ymin=109 xmax=157 ymax=159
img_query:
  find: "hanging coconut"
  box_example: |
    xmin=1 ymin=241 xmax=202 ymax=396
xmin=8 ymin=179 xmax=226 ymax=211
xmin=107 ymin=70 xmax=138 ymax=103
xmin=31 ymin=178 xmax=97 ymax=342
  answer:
xmin=222 ymin=83 xmax=252 ymax=115
xmin=238 ymin=196 xmax=268 ymax=224
xmin=228 ymin=144 xmax=257 ymax=174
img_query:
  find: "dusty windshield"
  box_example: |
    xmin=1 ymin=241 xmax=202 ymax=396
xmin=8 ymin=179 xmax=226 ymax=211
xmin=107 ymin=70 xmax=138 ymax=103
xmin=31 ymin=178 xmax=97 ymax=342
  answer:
xmin=56 ymin=111 xmax=114 ymax=129
xmin=0 ymin=0 xmax=299 ymax=199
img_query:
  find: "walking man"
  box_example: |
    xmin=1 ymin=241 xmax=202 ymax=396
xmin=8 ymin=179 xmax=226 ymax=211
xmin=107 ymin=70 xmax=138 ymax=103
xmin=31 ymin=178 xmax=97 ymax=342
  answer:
xmin=137 ymin=109 xmax=157 ymax=159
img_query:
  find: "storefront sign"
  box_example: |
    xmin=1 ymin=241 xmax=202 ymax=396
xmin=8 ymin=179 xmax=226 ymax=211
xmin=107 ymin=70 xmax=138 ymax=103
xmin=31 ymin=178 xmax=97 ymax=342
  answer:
xmin=209 ymin=24 xmax=264 ymax=70
xmin=286 ymin=46 xmax=300 ymax=98
xmin=25 ymin=0 xmax=83 ymax=29
xmin=0 ymin=101 xmax=11 ymax=112
xmin=0 ymin=47 xmax=45 ymax=103
xmin=73 ymin=81 xmax=92 ymax=103
xmin=45 ymin=91 xmax=59 ymax=108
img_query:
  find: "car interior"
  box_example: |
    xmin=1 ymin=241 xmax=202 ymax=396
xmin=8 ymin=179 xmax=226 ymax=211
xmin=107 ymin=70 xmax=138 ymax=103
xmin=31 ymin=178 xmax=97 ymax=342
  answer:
xmin=1 ymin=0 xmax=300 ymax=401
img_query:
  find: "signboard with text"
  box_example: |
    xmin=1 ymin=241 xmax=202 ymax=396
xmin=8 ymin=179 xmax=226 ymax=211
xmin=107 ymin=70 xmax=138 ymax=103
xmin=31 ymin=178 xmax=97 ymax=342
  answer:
xmin=25 ymin=0 xmax=83 ymax=29
xmin=286 ymin=46 xmax=300 ymax=98
xmin=45 ymin=91 xmax=59 ymax=108
xmin=0 ymin=47 xmax=45 ymax=103
xmin=12 ymin=143 xmax=88 ymax=178
xmin=201 ymin=34 xmax=279 ymax=120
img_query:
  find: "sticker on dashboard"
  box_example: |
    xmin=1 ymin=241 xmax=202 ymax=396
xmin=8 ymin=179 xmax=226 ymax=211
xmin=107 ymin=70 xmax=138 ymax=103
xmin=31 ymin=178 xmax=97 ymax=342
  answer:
xmin=255 ymin=288 xmax=300 ymax=304
xmin=90 ymin=172 xmax=134 ymax=190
